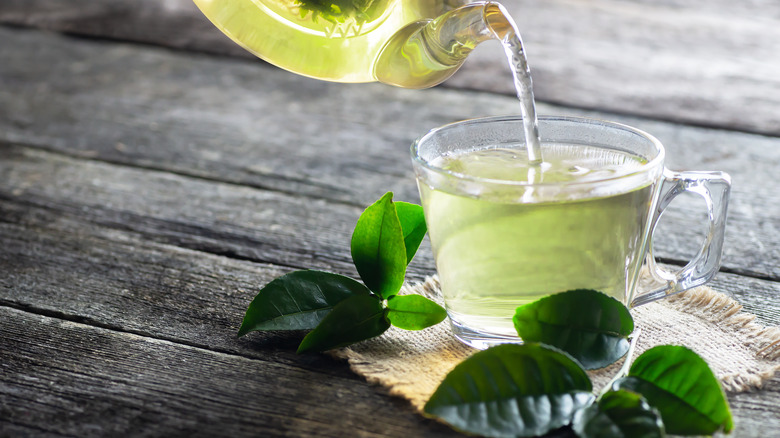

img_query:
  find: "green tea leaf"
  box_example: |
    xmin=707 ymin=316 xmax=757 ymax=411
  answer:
xmin=424 ymin=343 xmax=595 ymax=437
xmin=238 ymin=270 xmax=370 ymax=336
xmin=513 ymin=289 xmax=634 ymax=369
xmin=297 ymin=294 xmax=390 ymax=353
xmin=295 ymin=0 xmax=386 ymax=25
xmin=394 ymin=201 xmax=427 ymax=265
xmin=385 ymin=294 xmax=446 ymax=330
xmin=350 ymin=192 xmax=407 ymax=299
xmin=572 ymin=390 xmax=665 ymax=438
xmin=612 ymin=345 xmax=733 ymax=435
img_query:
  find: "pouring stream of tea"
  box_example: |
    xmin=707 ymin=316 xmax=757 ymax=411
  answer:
xmin=486 ymin=7 xmax=543 ymax=168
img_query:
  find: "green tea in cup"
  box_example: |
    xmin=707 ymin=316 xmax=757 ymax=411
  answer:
xmin=412 ymin=116 xmax=730 ymax=349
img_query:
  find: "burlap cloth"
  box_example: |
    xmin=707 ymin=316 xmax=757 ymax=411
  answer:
xmin=330 ymin=271 xmax=780 ymax=411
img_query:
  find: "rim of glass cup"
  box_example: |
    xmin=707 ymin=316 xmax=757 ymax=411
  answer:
xmin=411 ymin=115 xmax=666 ymax=188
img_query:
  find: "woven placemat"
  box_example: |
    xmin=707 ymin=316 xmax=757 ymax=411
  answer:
xmin=330 ymin=272 xmax=780 ymax=412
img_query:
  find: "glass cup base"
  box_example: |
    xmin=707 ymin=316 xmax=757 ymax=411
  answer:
xmin=449 ymin=318 xmax=523 ymax=350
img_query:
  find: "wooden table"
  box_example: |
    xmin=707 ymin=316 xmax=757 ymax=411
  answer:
xmin=1 ymin=1 xmax=778 ymax=436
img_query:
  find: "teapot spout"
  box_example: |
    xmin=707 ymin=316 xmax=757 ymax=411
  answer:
xmin=374 ymin=1 xmax=511 ymax=89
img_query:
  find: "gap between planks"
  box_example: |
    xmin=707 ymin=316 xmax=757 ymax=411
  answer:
xmin=0 ymin=299 xmax=294 ymax=367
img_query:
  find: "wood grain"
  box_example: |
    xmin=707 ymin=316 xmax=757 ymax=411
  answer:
xmin=2 ymin=180 xmax=777 ymax=360
xmin=1 ymin=135 xmax=777 ymax=293
xmin=0 ymin=306 xmax=457 ymax=437
xmin=0 ymin=0 xmax=248 ymax=57
xmin=456 ymin=0 xmax=780 ymax=135
xmin=0 ymin=28 xmax=777 ymax=280
xmin=1 ymin=0 xmax=779 ymax=135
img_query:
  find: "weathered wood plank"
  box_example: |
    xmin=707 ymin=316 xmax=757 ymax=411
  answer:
xmin=2 ymin=1 xmax=779 ymax=135
xmin=0 ymin=306 xmax=457 ymax=437
xmin=0 ymin=198 xmax=298 ymax=356
xmin=0 ymin=190 xmax=379 ymax=357
xmin=1 ymin=138 xmax=778 ymax=288
xmin=0 ymin=144 xmax=385 ymax=281
xmin=0 ymin=0 xmax=249 ymax=58
xmin=3 ymin=26 xmax=777 ymax=204
xmin=2 ymin=183 xmax=777 ymax=362
xmin=3 ymin=301 xmax=778 ymax=438
xmin=456 ymin=0 xmax=780 ymax=136
xmin=728 ymin=374 xmax=780 ymax=437
xmin=0 ymin=26 xmax=777 ymax=279
xmin=706 ymin=273 xmax=780 ymax=328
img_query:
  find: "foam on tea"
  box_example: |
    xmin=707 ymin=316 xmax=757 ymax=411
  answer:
xmin=419 ymin=144 xmax=653 ymax=341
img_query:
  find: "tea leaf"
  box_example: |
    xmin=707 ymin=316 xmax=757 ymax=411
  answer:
xmin=295 ymin=0 xmax=385 ymax=25
xmin=394 ymin=201 xmax=427 ymax=265
xmin=385 ymin=294 xmax=446 ymax=330
xmin=297 ymin=294 xmax=390 ymax=353
xmin=612 ymin=345 xmax=733 ymax=435
xmin=572 ymin=390 xmax=665 ymax=438
xmin=513 ymin=289 xmax=634 ymax=369
xmin=424 ymin=343 xmax=595 ymax=437
xmin=238 ymin=270 xmax=371 ymax=336
xmin=350 ymin=192 xmax=407 ymax=299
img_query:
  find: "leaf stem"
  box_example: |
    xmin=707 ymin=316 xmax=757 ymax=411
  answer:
xmin=599 ymin=327 xmax=642 ymax=397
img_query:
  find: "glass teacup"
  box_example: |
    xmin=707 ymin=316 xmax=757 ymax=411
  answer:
xmin=412 ymin=116 xmax=731 ymax=349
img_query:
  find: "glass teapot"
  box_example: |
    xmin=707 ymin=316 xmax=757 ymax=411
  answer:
xmin=192 ymin=0 xmax=516 ymax=88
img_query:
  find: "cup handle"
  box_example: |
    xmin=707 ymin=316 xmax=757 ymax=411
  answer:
xmin=630 ymin=169 xmax=731 ymax=308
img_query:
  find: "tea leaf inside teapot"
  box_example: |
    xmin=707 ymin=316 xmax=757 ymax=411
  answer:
xmin=296 ymin=0 xmax=386 ymax=24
